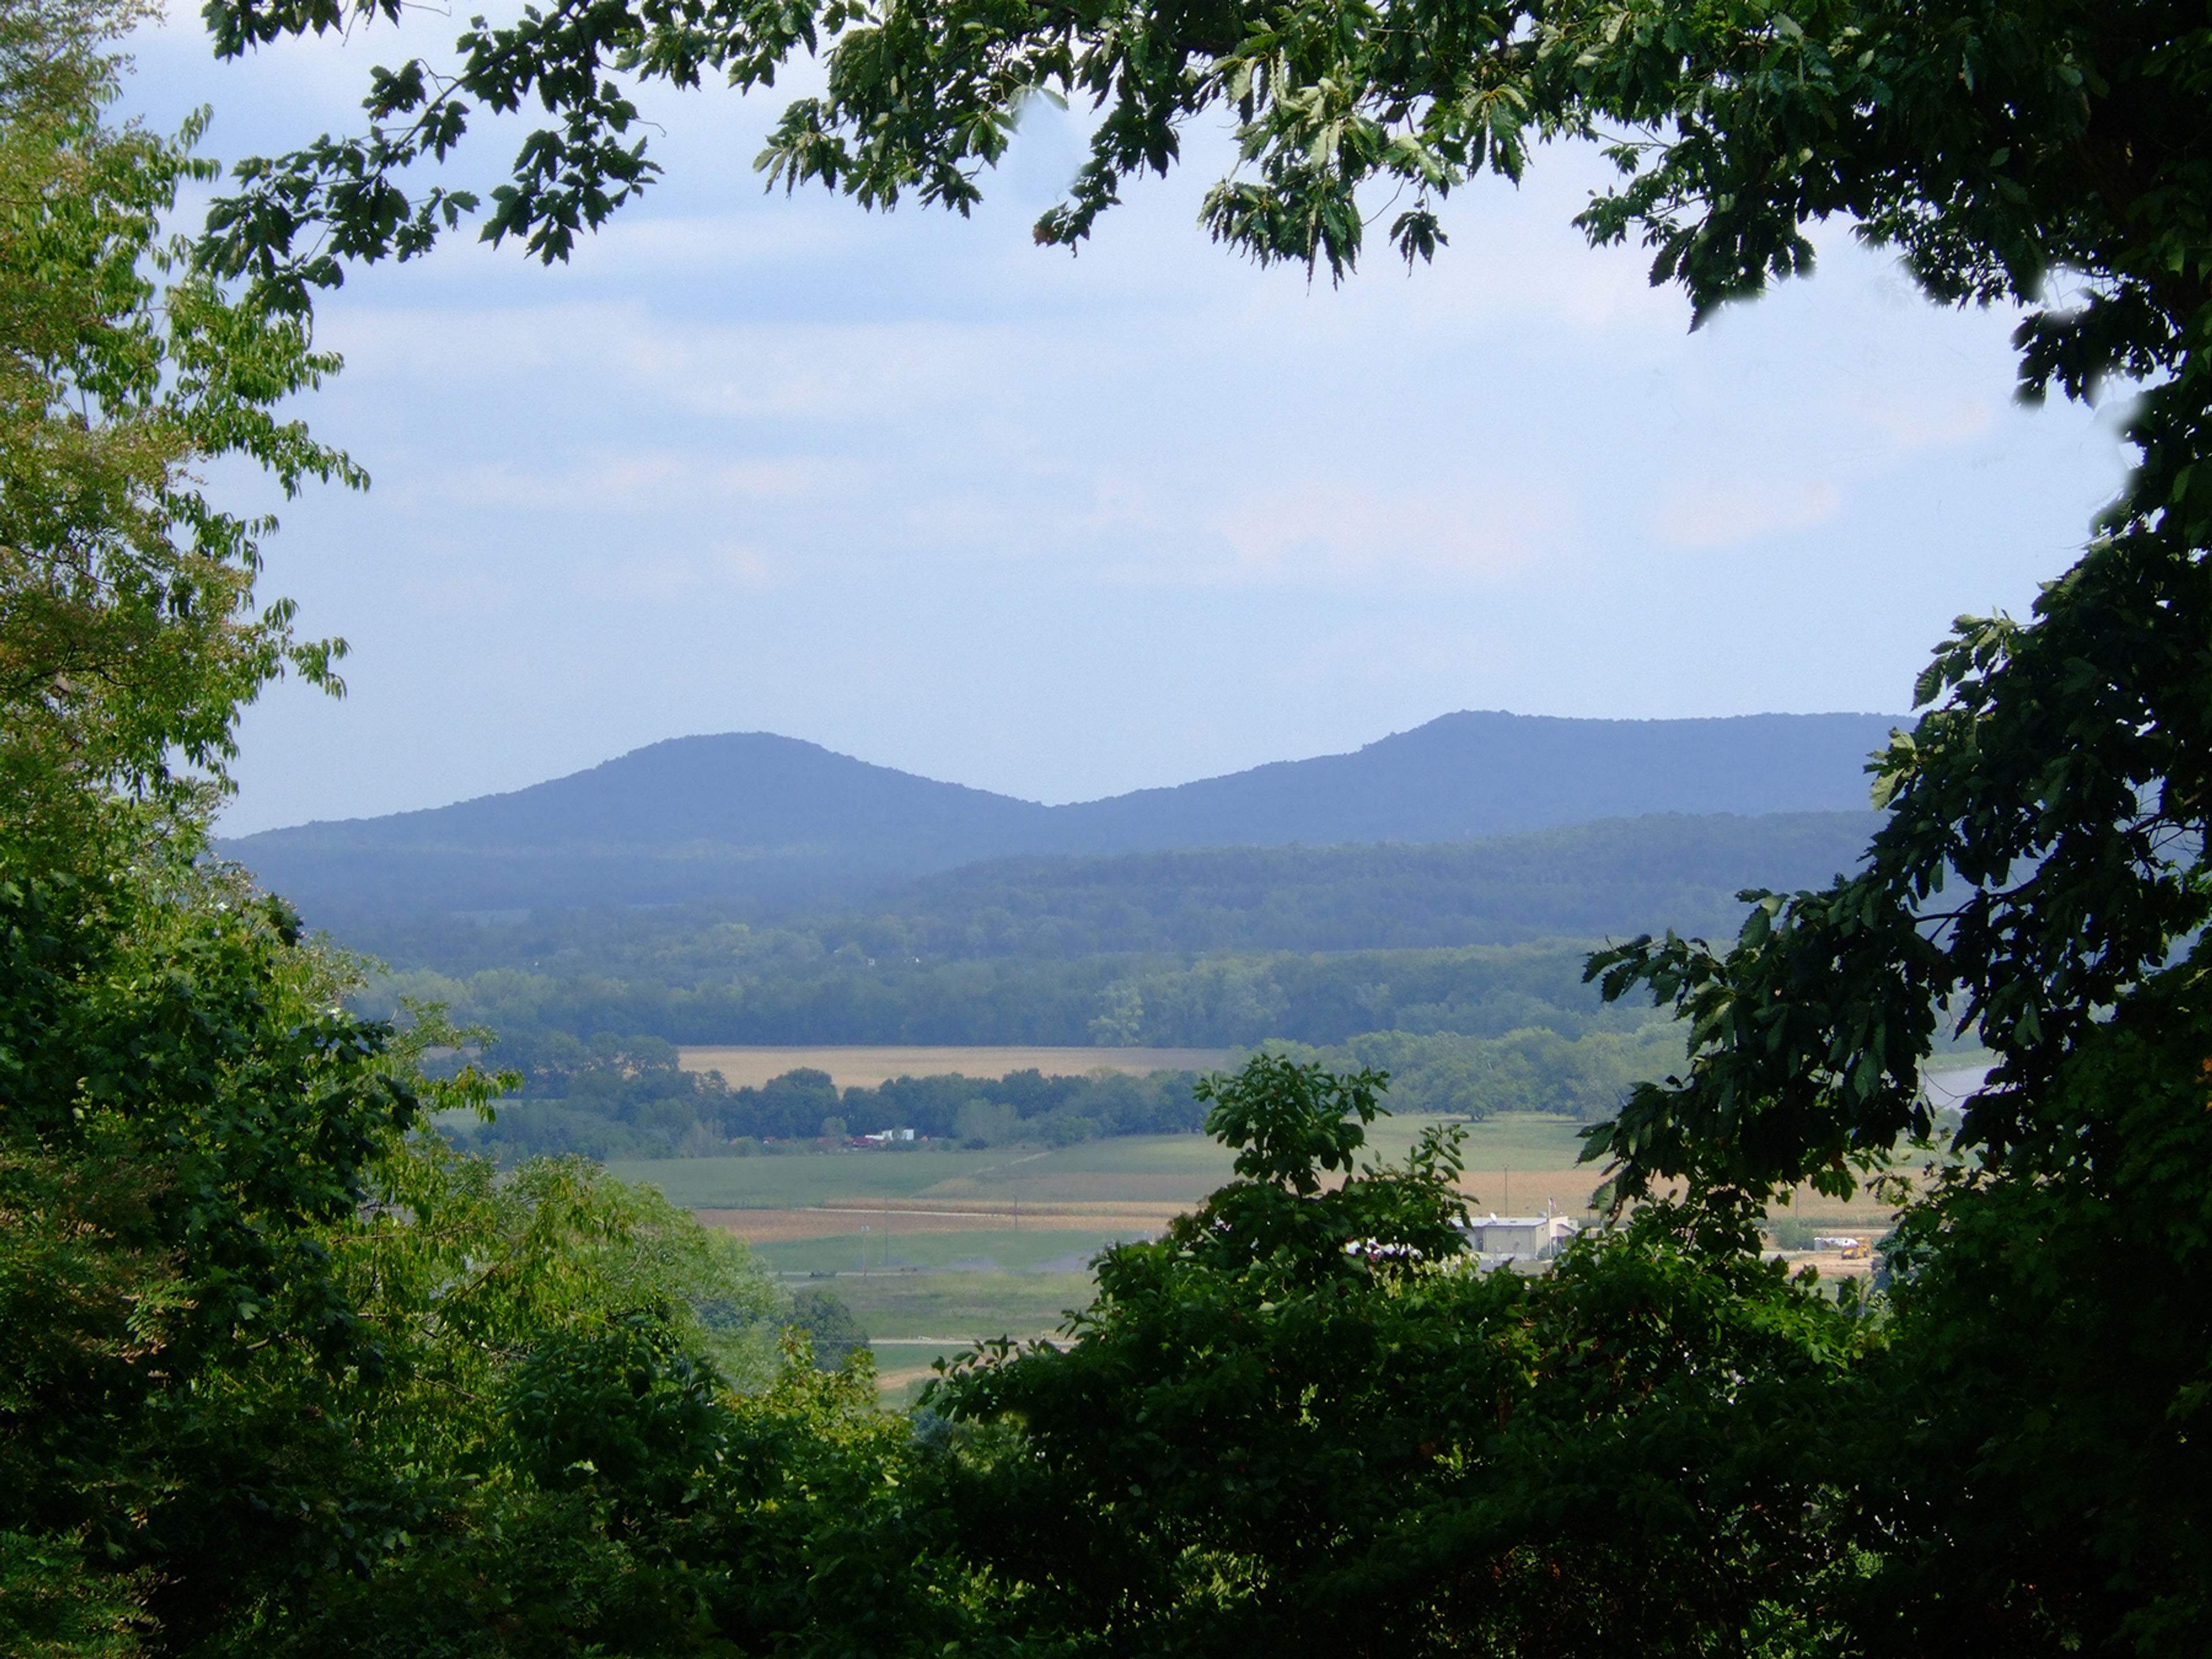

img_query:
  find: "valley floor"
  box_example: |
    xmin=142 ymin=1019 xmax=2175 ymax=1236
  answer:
xmin=615 ymin=1109 xmax=1907 ymax=1400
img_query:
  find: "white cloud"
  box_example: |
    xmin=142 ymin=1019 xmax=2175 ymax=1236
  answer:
xmin=427 ymin=452 xmax=848 ymax=514
xmin=1658 ymin=478 xmax=1844 ymax=548
xmin=574 ymin=540 xmax=780 ymax=601
xmin=1852 ymin=393 xmax=1997 ymax=453
xmin=1203 ymin=481 xmax=1558 ymax=588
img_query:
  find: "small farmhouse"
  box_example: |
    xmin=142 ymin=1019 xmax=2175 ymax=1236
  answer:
xmin=1461 ymin=1211 xmax=1581 ymax=1263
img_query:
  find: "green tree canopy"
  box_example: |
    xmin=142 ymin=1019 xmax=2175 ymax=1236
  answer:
xmin=0 ymin=0 xmax=359 ymax=859
xmin=197 ymin=0 xmax=2203 ymax=412
xmin=928 ymin=1058 xmax=1879 ymax=1656
xmin=0 ymin=13 xmax=967 ymax=1653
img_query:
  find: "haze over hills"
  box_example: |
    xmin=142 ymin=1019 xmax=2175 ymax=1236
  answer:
xmin=1035 ymin=710 xmax=1897 ymax=850
xmin=348 ymin=810 xmax=1885 ymax=980
xmin=222 ymin=709 xmax=1903 ymax=925
xmin=866 ymin=811 xmax=1884 ymax=956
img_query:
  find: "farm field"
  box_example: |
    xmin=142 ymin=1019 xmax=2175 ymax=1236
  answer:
xmin=839 ymin=1273 xmax=1101 ymax=1404
xmin=626 ymin=1110 xmax=1924 ymax=1249
xmin=613 ymin=1134 xmax=1246 ymax=1213
xmin=616 ymin=1112 xmax=1913 ymax=1396
xmin=755 ymin=1226 xmax=1139 ymax=1277
xmin=608 ymin=1148 xmax=1024 ymax=1210
xmin=835 ymin=1272 xmax=1099 ymax=1343
xmin=676 ymin=1044 xmax=1239 ymax=1088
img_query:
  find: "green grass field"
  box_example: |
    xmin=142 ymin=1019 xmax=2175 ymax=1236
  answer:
xmin=840 ymin=1274 xmax=1101 ymax=1410
xmin=608 ymin=1148 xmax=1017 ymax=1209
xmin=915 ymin=1135 xmax=1242 ymax=1207
xmin=615 ymin=1115 xmax=1597 ymax=1216
xmin=621 ymin=1115 xmax=1607 ymax=1397
xmin=832 ymin=1271 xmax=1097 ymax=1342
xmin=625 ymin=1109 xmax=1907 ymax=1396
xmin=610 ymin=1135 xmax=1243 ymax=1213
xmin=753 ymin=1225 xmax=1145 ymax=1276
xmin=1423 ymin=1112 xmax=1594 ymax=1169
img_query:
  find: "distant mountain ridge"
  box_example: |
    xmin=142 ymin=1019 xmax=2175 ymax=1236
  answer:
xmin=1042 ymin=710 xmax=1895 ymax=850
xmin=222 ymin=710 xmax=1902 ymax=924
xmin=867 ymin=810 xmax=1885 ymax=956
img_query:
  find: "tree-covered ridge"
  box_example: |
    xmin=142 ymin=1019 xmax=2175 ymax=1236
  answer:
xmin=815 ymin=811 xmax=1881 ymax=957
xmin=330 ymin=810 xmax=1880 ymax=969
xmin=219 ymin=717 xmax=1898 ymax=928
xmin=329 ymin=813 xmax=1876 ymax=1063
xmin=364 ymin=937 xmax=1661 ymax=1051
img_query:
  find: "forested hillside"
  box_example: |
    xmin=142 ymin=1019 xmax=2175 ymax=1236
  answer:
xmin=367 ymin=938 xmax=1654 ymax=1053
xmin=342 ymin=813 xmax=1869 ymax=1096
xmin=343 ymin=805 xmax=1870 ymax=975
xmin=384 ymin=933 xmax=1702 ymax=1162
xmin=223 ymin=713 xmax=1896 ymax=923
xmin=853 ymin=812 xmax=1877 ymax=955
xmin=376 ymin=812 xmax=1877 ymax=1161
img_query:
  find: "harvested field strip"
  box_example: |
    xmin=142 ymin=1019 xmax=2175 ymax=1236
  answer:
xmin=813 ymin=1202 xmax=1185 ymax=1223
xmin=612 ymin=1152 xmax=1011 ymax=1209
xmin=699 ymin=1206 xmax=1175 ymax=1245
xmin=756 ymin=1227 xmax=1134 ymax=1275
xmin=1770 ymin=1249 xmax=1878 ymax=1279
xmin=870 ymin=1336 xmax=1033 ymax=1347
xmin=1455 ymin=1169 xmax=1604 ymax=1217
xmin=835 ymin=1271 xmax=1095 ymax=1340
xmin=677 ymin=1044 xmax=1238 ymax=1089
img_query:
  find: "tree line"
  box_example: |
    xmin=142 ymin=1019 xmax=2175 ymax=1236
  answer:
xmin=441 ymin=1022 xmax=1688 ymax=1164
xmin=447 ymin=1049 xmax=1214 ymax=1164
xmin=362 ymin=938 xmax=1660 ymax=1053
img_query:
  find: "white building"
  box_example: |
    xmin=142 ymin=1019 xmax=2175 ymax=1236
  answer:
xmin=1461 ymin=1211 xmax=1581 ymax=1264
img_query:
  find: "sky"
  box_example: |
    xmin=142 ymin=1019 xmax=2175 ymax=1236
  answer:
xmin=123 ymin=10 xmax=2135 ymax=834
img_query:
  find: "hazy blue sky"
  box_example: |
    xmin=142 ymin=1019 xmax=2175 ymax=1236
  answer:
xmin=123 ymin=12 xmax=2134 ymax=833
